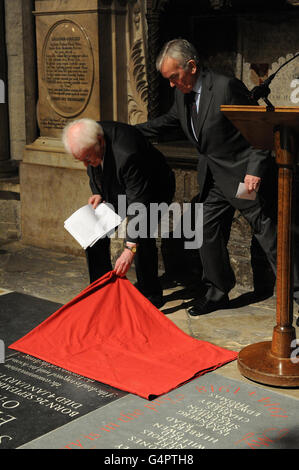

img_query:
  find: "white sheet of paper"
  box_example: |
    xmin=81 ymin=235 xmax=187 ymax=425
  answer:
xmin=64 ymin=203 xmax=122 ymax=249
xmin=235 ymin=182 xmax=257 ymax=201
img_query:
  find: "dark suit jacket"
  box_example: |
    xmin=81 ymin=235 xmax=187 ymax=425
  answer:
xmin=136 ymin=69 xmax=276 ymax=205
xmin=87 ymin=121 xmax=175 ymax=243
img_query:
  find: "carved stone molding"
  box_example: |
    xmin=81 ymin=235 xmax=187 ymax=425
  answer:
xmin=145 ymin=0 xmax=169 ymax=118
xmin=127 ymin=0 xmax=148 ymax=123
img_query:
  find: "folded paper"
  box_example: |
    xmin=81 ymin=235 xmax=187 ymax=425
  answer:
xmin=235 ymin=182 xmax=258 ymax=201
xmin=64 ymin=204 xmax=122 ymax=249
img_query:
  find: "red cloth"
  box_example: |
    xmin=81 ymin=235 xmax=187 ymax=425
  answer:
xmin=9 ymin=271 xmax=238 ymax=399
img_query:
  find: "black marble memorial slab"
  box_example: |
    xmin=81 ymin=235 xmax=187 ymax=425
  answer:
xmin=0 ymin=292 xmax=62 ymax=358
xmin=0 ymin=292 xmax=127 ymax=449
xmin=0 ymin=352 xmax=127 ymax=449
xmin=19 ymin=374 xmax=299 ymax=450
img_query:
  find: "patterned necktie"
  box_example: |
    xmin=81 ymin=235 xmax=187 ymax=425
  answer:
xmin=190 ymin=91 xmax=199 ymax=138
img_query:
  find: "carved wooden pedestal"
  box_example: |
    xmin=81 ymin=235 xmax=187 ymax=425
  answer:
xmin=238 ymin=124 xmax=299 ymax=386
xmin=221 ymin=105 xmax=299 ymax=388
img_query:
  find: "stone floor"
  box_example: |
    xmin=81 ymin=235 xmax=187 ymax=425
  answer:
xmin=1 ymin=238 xmax=299 ymax=401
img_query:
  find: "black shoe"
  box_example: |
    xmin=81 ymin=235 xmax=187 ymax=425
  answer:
xmin=187 ymin=295 xmax=229 ymax=316
xmin=146 ymin=293 xmax=164 ymax=309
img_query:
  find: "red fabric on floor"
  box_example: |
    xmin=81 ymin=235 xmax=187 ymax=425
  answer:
xmin=9 ymin=271 xmax=238 ymax=399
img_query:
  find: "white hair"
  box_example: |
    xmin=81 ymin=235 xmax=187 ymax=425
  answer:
xmin=62 ymin=118 xmax=104 ymax=156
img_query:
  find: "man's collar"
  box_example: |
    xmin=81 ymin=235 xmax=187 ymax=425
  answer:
xmin=193 ymin=74 xmax=202 ymax=94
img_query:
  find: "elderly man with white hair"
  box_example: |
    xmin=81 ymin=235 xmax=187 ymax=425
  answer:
xmin=62 ymin=118 xmax=175 ymax=308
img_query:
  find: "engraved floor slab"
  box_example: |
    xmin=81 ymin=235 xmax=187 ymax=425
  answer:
xmin=0 ymin=292 xmax=62 ymax=358
xmin=0 ymin=292 xmax=127 ymax=449
xmin=2 ymin=292 xmax=299 ymax=450
xmin=19 ymin=373 xmax=299 ymax=450
xmin=0 ymin=352 xmax=127 ymax=449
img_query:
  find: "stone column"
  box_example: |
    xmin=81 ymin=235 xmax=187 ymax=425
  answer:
xmin=0 ymin=0 xmax=17 ymax=177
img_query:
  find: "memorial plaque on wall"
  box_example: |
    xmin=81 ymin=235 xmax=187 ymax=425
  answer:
xmin=42 ymin=20 xmax=94 ymax=121
xmin=34 ymin=1 xmax=101 ymax=137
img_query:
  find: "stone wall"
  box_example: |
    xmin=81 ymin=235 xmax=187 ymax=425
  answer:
xmin=0 ymin=194 xmax=20 ymax=242
xmin=4 ymin=0 xmax=25 ymax=160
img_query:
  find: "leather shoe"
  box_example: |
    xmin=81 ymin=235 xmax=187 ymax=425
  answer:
xmin=187 ymin=295 xmax=229 ymax=316
xmin=146 ymin=293 xmax=163 ymax=309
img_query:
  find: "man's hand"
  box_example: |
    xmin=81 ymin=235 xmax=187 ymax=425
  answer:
xmin=88 ymin=194 xmax=102 ymax=209
xmin=114 ymin=248 xmax=135 ymax=277
xmin=244 ymin=174 xmax=261 ymax=194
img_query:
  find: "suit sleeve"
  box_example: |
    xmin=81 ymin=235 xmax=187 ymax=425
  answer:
xmin=120 ymin=154 xmax=153 ymax=244
xmin=136 ymin=100 xmax=181 ymax=139
xmin=226 ymin=77 xmax=271 ymax=178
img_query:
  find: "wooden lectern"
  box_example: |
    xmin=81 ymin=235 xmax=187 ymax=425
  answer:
xmin=221 ymin=105 xmax=299 ymax=387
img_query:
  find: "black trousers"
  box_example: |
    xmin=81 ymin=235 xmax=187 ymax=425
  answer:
xmin=199 ymin=183 xmax=299 ymax=304
xmin=85 ymin=171 xmax=176 ymax=296
xmin=85 ymin=235 xmax=161 ymax=296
